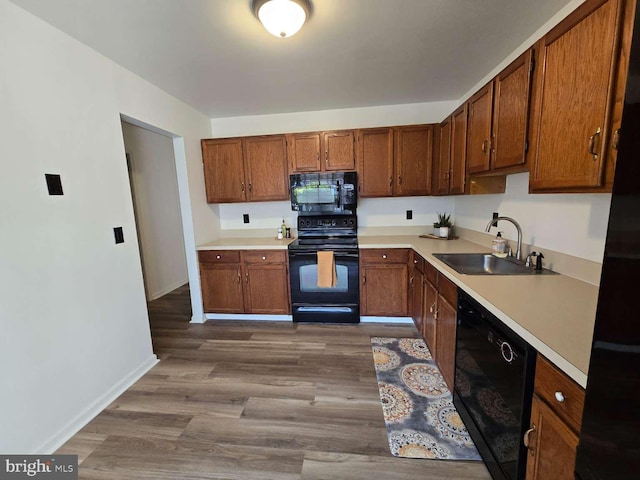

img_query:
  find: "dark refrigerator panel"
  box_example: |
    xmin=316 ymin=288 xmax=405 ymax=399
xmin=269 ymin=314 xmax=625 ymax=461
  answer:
xmin=575 ymin=3 xmax=640 ymax=478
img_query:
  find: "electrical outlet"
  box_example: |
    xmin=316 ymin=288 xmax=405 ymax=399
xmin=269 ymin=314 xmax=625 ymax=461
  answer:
xmin=406 ymin=210 xmax=413 ymax=220
xmin=243 ymin=214 xmax=250 ymax=224
xmin=113 ymin=227 xmax=124 ymax=244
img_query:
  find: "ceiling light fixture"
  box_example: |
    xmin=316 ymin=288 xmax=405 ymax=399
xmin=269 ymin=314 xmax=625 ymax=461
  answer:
xmin=252 ymin=0 xmax=311 ymax=38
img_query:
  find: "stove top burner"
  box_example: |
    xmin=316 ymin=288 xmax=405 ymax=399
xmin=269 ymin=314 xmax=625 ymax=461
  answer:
xmin=290 ymin=214 xmax=358 ymax=251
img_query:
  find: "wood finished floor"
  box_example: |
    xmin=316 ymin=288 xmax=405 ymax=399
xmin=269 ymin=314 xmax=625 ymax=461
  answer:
xmin=57 ymin=284 xmax=491 ymax=479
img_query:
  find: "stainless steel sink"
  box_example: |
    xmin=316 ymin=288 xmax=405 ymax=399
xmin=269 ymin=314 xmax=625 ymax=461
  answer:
xmin=432 ymin=253 xmax=556 ymax=275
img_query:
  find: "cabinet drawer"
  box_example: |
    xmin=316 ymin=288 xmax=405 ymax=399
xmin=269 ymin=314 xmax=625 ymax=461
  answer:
xmin=242 ymin=250 xmax=287 ymax=264
xmin=199 ymin=250 xmax=241 ymax=264
xmin=360 ymin=248 xmax=410 ymax=264
xmin=424 ymin=260 xmax=438 ymax=286
xmin=534 ymin=355 xmax=585 ymax=432
xmin=412 ymin=252 xmax=425 ymax=273
xmin=438 ymin=274 xmax=457 ymax=307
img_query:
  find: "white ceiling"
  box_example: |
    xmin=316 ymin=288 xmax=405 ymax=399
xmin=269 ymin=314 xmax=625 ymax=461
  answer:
xmin=10 ymin=0 xmax=574 ymax=118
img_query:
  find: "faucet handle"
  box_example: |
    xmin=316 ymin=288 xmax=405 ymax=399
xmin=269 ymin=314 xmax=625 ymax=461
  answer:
xmin=525 ymin=251 xmax=537 ymax=267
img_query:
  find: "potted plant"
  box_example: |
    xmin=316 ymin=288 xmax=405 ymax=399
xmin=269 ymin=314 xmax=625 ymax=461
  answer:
xmin=434 ymin=212 xmax=452 ymax=238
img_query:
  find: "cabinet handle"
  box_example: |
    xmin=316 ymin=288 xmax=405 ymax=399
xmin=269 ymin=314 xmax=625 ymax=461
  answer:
xmin=398 ymin=176 xmax=403 ymax=185
xmin=481 ymin=139 xmax=488 ymax=153
xmin=216 ymin=255 xmax=221 ymax=260
xmin=410 ymin=276 xmax=414 ymax=286
xmin=237 ymin=272 xmax=241 ymax=284
xmin=524 ymin=425 xmax=537 ymax=455
xmin=317 ymin=151 xmax=320 ymax=160
xmin=414 ymin=259 xmax=418 ymax=264
xmin=248 ymin=183 xmax=253 ymax=192
xmin=429 ymin=302 xmax=436 ymax=313
xmin=241 ymin=182 xmax=245 ymax=193
xmin=588 ymin=127 xmax=601 ymax=160
xmin=613 ymin=128 xmax=621 ymax=151
xmin=382 ymin=254 xmax=387 ymax=259
xmin=245 ymin=272 xmax=249 ymax=283
xmin=554 ymin=391 xmax=566 ymax=403
xmin=443 ymin=172 xmax=450 ymax=180
xmin=389 ymin=176 xmax=393 ymax=187
xmin=262 ymin=256 xmax=267 ymax=260
xmin=325 ymin=150 xmax=328 ymax=163
xmin=362 ymin=274 xmax=366 ymax=285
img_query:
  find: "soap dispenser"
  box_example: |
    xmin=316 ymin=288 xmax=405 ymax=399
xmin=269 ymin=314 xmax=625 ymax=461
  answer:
xmin=492 ymin=231 xmax=506 ymax=256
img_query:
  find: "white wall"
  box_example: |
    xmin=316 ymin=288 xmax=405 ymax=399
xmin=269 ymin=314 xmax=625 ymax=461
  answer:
xmin=0 ymin=0 xmax=214 ymax=453
xmin=210 ymin=101 xmax=458 ymax=137
xmin=122 ymin=122 xmax=188 ymax=300
xmin=455 ymin=174 xmax=611 ymax=262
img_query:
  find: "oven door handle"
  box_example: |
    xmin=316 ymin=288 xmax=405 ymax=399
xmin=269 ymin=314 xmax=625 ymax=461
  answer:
xmin=289 ymin=251 xmax=359 ymax=259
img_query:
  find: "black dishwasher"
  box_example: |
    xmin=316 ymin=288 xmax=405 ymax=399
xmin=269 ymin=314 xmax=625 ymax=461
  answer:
xmin=454 ymin=291 xmax=536 ymax=480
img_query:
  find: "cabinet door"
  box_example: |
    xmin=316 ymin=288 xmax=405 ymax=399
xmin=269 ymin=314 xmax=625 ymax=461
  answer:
xmin=492 ymin=50 xmax=534 ymax=171
xmin=466 ymin=83 xmax=494 ymax=175
xmin=526 ymin=395 xmax=579 ymax=480
xmin=200 ymin=263 xmax=244 ymax=313
xmin=530 ymin=0 xmax=623 ymax=190
xmin=434 ymin=118 xmax=452 ymax=195
xmin=361 ymin=264 xmax=408 ymax=316
xmin=411 ymin=268 xmax=424 ymax=335
xmin=395 ymin=125 xmax=433 ymax=196
xmin=243 ymin=135 xmax=289 ymax=201
xmin=450 ymin=105 xmax=468 ymax=195
xmin=243 ymin=263 xmax=290 ymax=314
xmin=323 ymin=130 xmax=356 ymax=171
xmin=423 ymin=278 xmax=438 ymax=353
xmin=357 ymin=128 xmax=394 ymax=197
xmin=435 ymin=296 xmax=456 ymax=391
xmin=287 ymin=132 xmax=321 ymax=173
xmin=201 ymin=138 xmax=246 ymax=203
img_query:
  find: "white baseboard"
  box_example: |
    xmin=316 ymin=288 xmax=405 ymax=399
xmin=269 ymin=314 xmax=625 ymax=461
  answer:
xmin=148 ymin=279 xmax=188 ymax=301
xmin=36 ymin=354 xmax=159 ymax=454
xmin=361 ymin=316 xmax=414 ymax=324
xmin=190 ymin=312 xmax=207 ymax=324
xmin=203 ymin=313 xmax=413 ymax=324
xmin=205 ymin=313 xmax=293 ymax=321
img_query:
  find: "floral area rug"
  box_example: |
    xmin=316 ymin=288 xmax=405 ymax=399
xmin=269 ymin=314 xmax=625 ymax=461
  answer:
xmin=371 ymin=337 xmax=481 ymax=460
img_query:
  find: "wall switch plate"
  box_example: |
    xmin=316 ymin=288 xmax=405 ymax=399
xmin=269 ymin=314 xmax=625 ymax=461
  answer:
xmin=243 ymin=214 xmax=250 ymax=224
xmin=406 ymin=210 xmax=413 ymax=220
xmin=113 ymin=227 xmax=124 ymax=244
xmin=45 ymin=174 xmax=64 ymax=195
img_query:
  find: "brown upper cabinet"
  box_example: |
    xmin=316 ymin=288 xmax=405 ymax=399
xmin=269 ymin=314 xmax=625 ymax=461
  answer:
xmin=202 ymin=135 xmax=289 ymax=203
xmin=357 ymin=124 xmax=433 ymax=197
xmin=433 ymin=118 xmax=452 ymax=195
xmin=450 ymin=105 xmax=468 ymax=195
xmin=529 ymin=0 xmax=634 ymax=192
xmin=466 ymin=50 xmax=534 ymax=176
xmin=287 ymin=130 xmax=356 ymax=173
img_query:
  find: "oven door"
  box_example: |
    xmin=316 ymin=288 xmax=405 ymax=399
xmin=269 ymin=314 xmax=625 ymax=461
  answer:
xmin=288 ymin=249 xmax=359 ymax=322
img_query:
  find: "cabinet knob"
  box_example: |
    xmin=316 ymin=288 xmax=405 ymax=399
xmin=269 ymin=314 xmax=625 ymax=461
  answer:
xmin=262 ymin=256 xmax=266 ymax=260
xmin=216 ymin=255 xmax=221 ymax=260
xmin=382 ymin=254 xmax=387 ymax=259
xmin=554 ymin=391 xmax=566 ymax=403
xmin=414 ymin=259 xmax=418 ymax=264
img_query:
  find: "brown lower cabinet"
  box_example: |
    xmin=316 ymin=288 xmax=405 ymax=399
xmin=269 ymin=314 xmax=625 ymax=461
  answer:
xmin=411 ymin=252 xmax=458 ymax=391
xmin=525 ymin=355 xmax=585 ymax=480
xmin=360 ymin=249 xmax=410 ymax=316
xmin=199 ymin=250 xmax=290 ymax=314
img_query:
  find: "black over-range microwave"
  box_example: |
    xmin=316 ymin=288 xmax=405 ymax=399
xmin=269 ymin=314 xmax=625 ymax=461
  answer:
xmin=290 ymin=172 xmax=357 ymax=215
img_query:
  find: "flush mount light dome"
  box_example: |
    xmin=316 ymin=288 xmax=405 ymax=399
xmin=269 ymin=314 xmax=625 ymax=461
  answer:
xmin=252 ymin=0 xmax=311 ymax=38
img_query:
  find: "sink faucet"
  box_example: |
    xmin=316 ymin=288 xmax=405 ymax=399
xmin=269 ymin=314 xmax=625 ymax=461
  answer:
xmin=486 ymin=216 xmax=523 ymax=261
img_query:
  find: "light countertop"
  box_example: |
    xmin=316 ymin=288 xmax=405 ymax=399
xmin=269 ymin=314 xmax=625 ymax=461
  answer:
xmin=196 ymin=234 xmax=598 ymax=387
xmin=359 ymin=235 xmax=598 ymax=388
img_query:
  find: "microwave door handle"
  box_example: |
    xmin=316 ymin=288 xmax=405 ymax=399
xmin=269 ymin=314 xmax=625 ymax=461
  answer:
xmin=336 ymin=182 xmax=341 ymax=209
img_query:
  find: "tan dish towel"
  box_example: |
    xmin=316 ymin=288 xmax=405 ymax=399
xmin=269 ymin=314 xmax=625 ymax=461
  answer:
xmin=317 ymin=251 xmax=337 ymax=288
